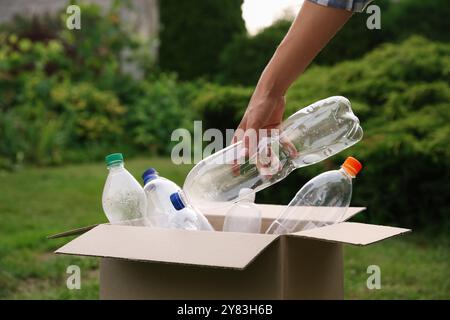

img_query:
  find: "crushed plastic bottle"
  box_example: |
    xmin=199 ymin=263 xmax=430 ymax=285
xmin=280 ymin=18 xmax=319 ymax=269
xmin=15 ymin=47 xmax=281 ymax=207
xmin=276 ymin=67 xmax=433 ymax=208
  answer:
xmin=142 ymin=168 xmax=214 ymax=231
xmin=183 ymin=96 xmax=363 ymax=213
xmin=102 ymin=153 xmax=148 ymax=226
xmin=266 ymin=157 xmax=362 ymax=235
xmin=223 ymin=188 xmax=261 ymax=233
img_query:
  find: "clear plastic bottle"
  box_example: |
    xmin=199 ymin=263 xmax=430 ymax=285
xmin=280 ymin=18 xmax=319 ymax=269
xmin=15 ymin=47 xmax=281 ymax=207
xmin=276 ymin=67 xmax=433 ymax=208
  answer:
xmin=142 ymin=168 xmax=176 ymax=228
xmin=142 ymin=168 xmax=215 ymax=231
xmin=266 ymin=157 xmax=362 ymax=235
xmin=102 ymin=153 xmax=148 ymax=226
xmin=183 ymin=96 xmax=363 ymax=213
xmin=168 ymin=192 xmax=202 ymax=231
xmin=223 ymin=188 xmax=261 ymax=233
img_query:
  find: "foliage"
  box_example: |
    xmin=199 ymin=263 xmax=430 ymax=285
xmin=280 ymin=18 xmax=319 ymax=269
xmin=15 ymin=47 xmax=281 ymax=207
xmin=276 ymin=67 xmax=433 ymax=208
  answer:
xmin=126 ymin=74 xmax=195 ymax=154
xmin=0 ymin=3 xmax=172 ymax=168
xmin=218 ymin=20 xmax=292 ymax=86
xmin=159 ymin=0 xmax=246 ymax=80
xmin=191 ymin=83 xmax=252 ymax=132
xmin=383 ymin=0 xmax=450 ymax=43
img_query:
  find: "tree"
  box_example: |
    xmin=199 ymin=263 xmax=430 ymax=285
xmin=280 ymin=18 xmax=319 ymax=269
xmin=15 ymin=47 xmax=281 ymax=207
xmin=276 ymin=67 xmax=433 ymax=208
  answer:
xmin=218 ymin=20 xmax=291 ymax=86
xmin=159 ymin=0 xmax=245 ymax=80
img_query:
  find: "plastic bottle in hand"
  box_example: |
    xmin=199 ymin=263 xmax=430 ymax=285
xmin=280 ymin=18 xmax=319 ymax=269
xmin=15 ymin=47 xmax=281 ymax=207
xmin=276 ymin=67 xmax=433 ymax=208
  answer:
xmin=266 ymin=157 xmax=362 ymax=235
xmin=183 ymin=96 xmax=363 ymax=213
xmin=102 ymin=153 xmax=148 ymax=226
xmin=142 ymin=168 xmax=214 ymax=231
xmin=223 ymin=188 xmax=261 ymax=233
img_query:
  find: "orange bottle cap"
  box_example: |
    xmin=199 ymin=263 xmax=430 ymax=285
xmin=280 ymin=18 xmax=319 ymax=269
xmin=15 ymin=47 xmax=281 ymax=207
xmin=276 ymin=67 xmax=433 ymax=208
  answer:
xmin=342 ymin=156 xmax=362 ymax=176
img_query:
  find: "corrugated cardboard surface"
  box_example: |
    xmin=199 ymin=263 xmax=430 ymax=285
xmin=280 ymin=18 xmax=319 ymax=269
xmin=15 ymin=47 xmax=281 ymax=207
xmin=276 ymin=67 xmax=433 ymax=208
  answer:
xmin=56 ymin=224 xmax=277 ymax=269
xmin=282 ymin=237 xmax=344 ymax=299
xmin=100 ymin=239 xmax=284 ymax=299
xmin=99 ymin=237 xmax=344 ymax=300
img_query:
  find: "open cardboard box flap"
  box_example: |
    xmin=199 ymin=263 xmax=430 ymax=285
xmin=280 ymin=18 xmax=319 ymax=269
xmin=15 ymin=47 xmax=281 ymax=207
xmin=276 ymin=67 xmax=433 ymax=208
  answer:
xmin=55 ymin=224 xmax=278 ymax=270
xmin=292 ymin=222 xmax=410 ymax=246
xmin=53 ymin=204 xmax=410 ymax=270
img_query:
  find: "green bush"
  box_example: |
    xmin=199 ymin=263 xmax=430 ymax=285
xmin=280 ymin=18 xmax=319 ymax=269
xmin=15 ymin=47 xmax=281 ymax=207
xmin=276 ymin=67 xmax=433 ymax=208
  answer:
xmin=191 ymin=83 xmax=252 ymax=132
xmin=218 ymin=20 xmax=292 ymax=86
xmin=159 ymin=0 xmax=245 ymax=80
xmin=0 ymin=36 xmax=126 ymax=166
xmin=383 ymin=0 xmax=450 ymax=43
xmin=126 ymin=74 xmax=195 ymax=154
xmin=0 ymin=3 xmax=167 ymax=168
xmin=194 ymin=36 xmax=450 ymax=231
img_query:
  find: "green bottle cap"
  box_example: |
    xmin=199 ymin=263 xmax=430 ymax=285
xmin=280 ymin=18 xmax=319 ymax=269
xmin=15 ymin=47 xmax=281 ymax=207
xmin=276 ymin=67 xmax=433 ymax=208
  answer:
xmin=105 ymin=153 xmax=124 ymax=166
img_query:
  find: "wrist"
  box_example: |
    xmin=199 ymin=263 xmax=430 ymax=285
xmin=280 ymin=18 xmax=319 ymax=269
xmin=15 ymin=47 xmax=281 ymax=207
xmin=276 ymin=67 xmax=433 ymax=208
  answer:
xmin=254 ymin=78 xmax=285 ymax=101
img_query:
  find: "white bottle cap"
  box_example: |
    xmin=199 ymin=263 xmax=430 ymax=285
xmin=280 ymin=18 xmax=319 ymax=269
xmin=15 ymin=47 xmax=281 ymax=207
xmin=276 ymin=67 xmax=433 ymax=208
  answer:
xmin=238 ymin=188 xmax=256 ymax=203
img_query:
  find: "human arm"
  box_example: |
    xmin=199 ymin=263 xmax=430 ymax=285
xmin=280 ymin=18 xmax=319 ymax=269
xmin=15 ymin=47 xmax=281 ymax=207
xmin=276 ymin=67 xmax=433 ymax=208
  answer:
xmin=235 ymin=0 xmax=354 ymax=149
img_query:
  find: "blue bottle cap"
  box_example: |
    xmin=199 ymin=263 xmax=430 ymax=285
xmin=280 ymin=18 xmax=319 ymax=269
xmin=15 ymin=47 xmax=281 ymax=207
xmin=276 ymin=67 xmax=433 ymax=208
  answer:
xmin=142 ymin=168 xmax=158 ymax=185
xmin=170 ymin=192 xmax=185 ymax=211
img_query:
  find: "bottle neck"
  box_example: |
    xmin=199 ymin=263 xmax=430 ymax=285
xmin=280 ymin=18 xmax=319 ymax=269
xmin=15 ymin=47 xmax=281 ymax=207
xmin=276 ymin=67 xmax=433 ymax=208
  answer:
xmin=143 ymin=174 xmax=159 ymax=185
xmin=107 ymin=162 xmax=124 ymax=173
xmin=340 ymin=167 xmax=355 ymax=179
xmin=171 ymin=191 xmax=187 ymax=211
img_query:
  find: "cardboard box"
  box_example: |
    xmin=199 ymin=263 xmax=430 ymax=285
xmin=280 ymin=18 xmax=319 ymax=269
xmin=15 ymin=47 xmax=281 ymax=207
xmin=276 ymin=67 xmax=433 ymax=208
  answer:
xmin=52 ymin=204 xmax=410 ymax=299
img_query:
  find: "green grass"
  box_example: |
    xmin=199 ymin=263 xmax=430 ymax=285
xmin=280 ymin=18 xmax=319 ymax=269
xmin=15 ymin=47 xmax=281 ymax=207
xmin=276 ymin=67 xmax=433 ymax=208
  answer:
xmin=0 ymin=158 xmax=448 ymax=299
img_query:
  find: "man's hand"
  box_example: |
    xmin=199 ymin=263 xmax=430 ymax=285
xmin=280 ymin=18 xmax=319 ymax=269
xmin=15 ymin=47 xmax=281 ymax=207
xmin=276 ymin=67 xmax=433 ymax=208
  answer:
xmin=231 ymin=93 xmax=298 ymax=176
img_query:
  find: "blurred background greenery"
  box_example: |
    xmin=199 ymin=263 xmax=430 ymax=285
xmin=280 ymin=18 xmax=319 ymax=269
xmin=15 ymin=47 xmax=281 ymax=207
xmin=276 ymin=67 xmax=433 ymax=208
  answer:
xmin=0 ymin=0 xmax=449 ymax=299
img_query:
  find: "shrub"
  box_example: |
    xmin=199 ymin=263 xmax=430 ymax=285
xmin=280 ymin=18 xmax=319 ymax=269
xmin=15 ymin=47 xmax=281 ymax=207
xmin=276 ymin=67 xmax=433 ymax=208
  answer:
xmin=0 ymin=2 xmax=159 ymax=168
xmin=126 ymin=74 xmax=194 ymax=154
xmin=159 ymin=0 xmax=245 ymax=80
xmin=218 ymin=20 xmax=292 ymax=86
xmin=191 ymin=83 xmax=252 ymax=132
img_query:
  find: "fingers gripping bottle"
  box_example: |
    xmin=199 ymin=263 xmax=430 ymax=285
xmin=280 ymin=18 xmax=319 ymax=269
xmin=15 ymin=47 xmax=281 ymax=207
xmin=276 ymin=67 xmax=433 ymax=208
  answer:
xmin=102 ymin=153 xmax=149 ymax=226
xmin=142 ymin=168 xmax=215 ymax=231
xmin=266 ymin=157 xmax=363 ymax=235
xmin=183 ymin=96 xmax=363 ymax=213
xmin=223 ymin=188 xmax=262 ymax=233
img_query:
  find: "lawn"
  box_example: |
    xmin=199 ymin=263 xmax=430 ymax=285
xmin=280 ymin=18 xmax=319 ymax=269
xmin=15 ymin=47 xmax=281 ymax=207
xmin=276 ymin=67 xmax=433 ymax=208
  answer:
xmin=0 ymin=157 xmax=448 ymax=299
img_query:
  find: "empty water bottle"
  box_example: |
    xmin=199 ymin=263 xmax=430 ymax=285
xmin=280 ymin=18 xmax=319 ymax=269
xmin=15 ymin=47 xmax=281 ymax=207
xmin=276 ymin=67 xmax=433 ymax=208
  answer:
xmin=102 ymin=153 xmax=148 ymax=226
xmin=183 ymin=96 xmax=363 ymax=213
xmin=142 ymin=168 xmax=178 ymax=228
xmin=169 ymin=192 xmax=203 ymax=231
xmin=223 ymin=188 xmax=262 ymax=233
xmin=266 ymin=156 xmax=362 ymax=235
xmin=142 ymin=168 xmax=214 ymax=231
